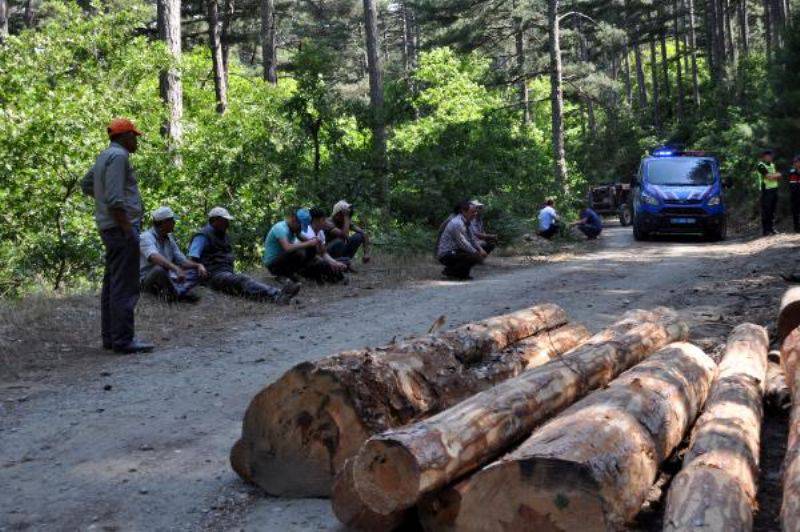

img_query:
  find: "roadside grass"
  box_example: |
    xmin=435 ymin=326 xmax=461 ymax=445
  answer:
xmin=0 ymin=236 xmax=590 ymax=385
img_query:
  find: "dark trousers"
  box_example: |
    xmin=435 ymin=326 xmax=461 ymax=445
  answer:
xmin=761 ymin=188 xmax=778 ymax=235
xmin=479 ymin=241 xmax=496 ymax=255
xmin=328 ymin=232 xmax=364 ymax=260
xmin=578 ymin=224 xmax=602 ymax=239
xmin=439 ymin=250 xmax=482 ymax=280
xmin=538 ymin=223 xmax=560 ymax=240
xmin=100 ymin=226 xmax=141 ymax=349
xmin=268 ymin=248 xmax=316 ymax=279
xmin=207 ymin=271 xmax=280 ymax=301
xmin=791 ymin=183 xmax=800 ymax=232
xmin=141 ymin=266 xmax=200 ymax=300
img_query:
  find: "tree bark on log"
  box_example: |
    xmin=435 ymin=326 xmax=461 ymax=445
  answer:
xmin=781 ymin=327 xmax=800 ymax=530
xmin=421 ymin=342 xmax=715 ymax=532
xmin=663 ymin=323 xmax=768 ymax=531
xmin=767 ymin=351 xmax=792 ymax=411
xmin=778 ymin=287 xmax=800 ymax=342
xmin=232 ymin=304 xmax=571 ymax=496
xmin=349 ymin=309 xmax=689 ymax=518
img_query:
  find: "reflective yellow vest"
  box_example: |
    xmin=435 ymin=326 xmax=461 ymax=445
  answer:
xmin=757 ymin=161 xmax=779 ymax=190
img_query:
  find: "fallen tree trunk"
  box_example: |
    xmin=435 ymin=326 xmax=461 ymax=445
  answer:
xmin=767 ymin=351 xmax=792 ymax=411
xmin=332 ymin=458 xmax=411 ymax=531
xmin=781 ymin=327 xmax=800 ymax=531
xmin=778 ymin=287 xmax=800 ymax=342
xmin=663 ymin=323 xmax=768 ymax=531
xmin=420 ymin=342 xmax=715 ymax=531
xmin=232 ymin=304 xmax=572 ymax=496
xmin=349 ymin=308 xmax=689 ymax=518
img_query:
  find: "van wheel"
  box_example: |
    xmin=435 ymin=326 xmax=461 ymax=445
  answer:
xmin=705 ymin=219 xmax=727 ymax=242
xmin=633 ymin=220 xmax=649 ymax=241
xmin=618 ymin=205 xmax=632 ymax=226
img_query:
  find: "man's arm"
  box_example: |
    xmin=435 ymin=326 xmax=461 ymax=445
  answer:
xmin=279 ymin=236 xmax=317 ymax=252
xmin=351 ymin=222 xmax=371 ymax=259
xmin=80 ymin=168 xmax=94 ymax=197
xmin=170 ymin=237 xmax=207 ymax=278
xmin=187 ymin=235 xmax=207 ymax=262
xmin=103 ymin=154 xmax=133 ymax=235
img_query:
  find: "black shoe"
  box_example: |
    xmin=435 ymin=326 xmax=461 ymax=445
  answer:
xmin=177 ymin=292 xmax=201 ymax=304
xmin=113 ymin=339 xmax=155 ymax=354
xmin=275 ymin=282 xmax=300 ymax=305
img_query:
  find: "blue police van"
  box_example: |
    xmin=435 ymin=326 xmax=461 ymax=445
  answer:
xmin=632 ymin=147 xmax=727 ymax=241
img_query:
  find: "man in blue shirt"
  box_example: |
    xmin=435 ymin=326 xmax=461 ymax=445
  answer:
xmin=572 ymin=206 xmax=604 ymax=240
xmin=262 ymin=208 xmax=320 ymax=282
xmin=187 ymin=207 xmax=299 ymax=304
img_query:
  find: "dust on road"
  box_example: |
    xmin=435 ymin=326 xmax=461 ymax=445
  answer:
xmin=1 ymin=226 xmax=797 ymax=531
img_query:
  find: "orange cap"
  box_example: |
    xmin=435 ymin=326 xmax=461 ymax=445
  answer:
xmin=107 ymin=118 xmax=142 ymax=138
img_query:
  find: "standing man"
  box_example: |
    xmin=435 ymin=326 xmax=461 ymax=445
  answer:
xmin=788 ymin=155 xmax=800 ymax=233
xmin=81 ymin=118 xmax=153 ymax=354
xmin=188 ymin=207 xmax=299 ymax=303
xmin=757 ymin=149 xmax=781 ymax=236
xmin=140 ymin=206 xmax=207 ymax=302
xmin=435 ymin=200 xmax=487 ymax=280
xmin=470 ymin=201 xmax=498 ymax=254
xmin=537 ymin=198 xmax=560 ymax=239
xmin=324 ymin=200 xmax=371 ymax=268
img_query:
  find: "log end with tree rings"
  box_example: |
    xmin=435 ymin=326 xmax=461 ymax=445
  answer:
xmin=331 ymin=458 xmax=409 ymax=531
xmin=352 ymin=439 xmax=421 ymax=516
xmin=778 ymin=286 xmax=800 ymax=342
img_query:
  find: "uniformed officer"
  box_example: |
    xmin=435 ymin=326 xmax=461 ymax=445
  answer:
xmin=789 ymin=155 xmax=800 ymax=233
xmin=756 ymin=149 xmax=781 ymax=236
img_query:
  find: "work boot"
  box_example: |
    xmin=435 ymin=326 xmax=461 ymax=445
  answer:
xmin=274 ymin=282 xmax=300 ymax=305
xmin=113 ymin=339 xmax=155 ymax=354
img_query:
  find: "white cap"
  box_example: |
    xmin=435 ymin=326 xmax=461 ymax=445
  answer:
xmin=470 ymin=200 xmax=485 ymax=208
xmin=332 ymin=200 xmax=352 ymax=216
xmin=208 ymin=206 xmax=234 ymax=220
xmin=152 ymin=206 xmax=176 ymax=222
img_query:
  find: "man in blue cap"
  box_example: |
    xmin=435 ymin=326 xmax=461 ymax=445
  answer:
xmin=263 ymin=207 xmax=320 ymax=282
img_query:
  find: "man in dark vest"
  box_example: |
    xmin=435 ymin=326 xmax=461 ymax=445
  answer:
xmin=187 ymin=207 xmax=300 ymax=304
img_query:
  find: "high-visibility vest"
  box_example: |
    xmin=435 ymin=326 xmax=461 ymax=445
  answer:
xmin=757 ymin=161 xmax=779 ymax=190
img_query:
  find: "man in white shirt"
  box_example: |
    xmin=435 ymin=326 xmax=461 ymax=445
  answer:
xmin=299 ymin=207 xmax=348 ymax=283
xmin=537 ymin=198 xmax=560 ymax=240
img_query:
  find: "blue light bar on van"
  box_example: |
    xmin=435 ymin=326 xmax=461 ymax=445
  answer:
xmin=652 ymin=148 xmax=675 ymax=157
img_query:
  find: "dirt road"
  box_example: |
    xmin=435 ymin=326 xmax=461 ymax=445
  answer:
xmin=2 ymin=225 xmax=797 ymax=531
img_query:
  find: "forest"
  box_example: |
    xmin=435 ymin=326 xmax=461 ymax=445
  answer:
xmin=0 ymin=0 xmax=799 ymax=295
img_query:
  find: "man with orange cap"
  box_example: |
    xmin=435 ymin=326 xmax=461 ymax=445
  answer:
xmin=81 ymin=118 xmax=153 ymax=354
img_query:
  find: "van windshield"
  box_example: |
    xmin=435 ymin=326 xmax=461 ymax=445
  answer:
xmin=645 ymin=158 xmax=715 ymax=186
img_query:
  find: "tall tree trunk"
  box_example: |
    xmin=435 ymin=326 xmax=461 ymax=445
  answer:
xmin=650 ymin=30 xmax=661 ymax=131
xmin=549 ymin=0 xmax=567 ymax=194
xmin=24 ymin=0 xmax=34 ymax=27
xmin=623 ymin=41 xmax=633 ymax=106
xmin=515 ymin=16 xmax=530 ymax=126
xmin=725 ymin=0 xmax=737 ymax=66
xmin=363 ymin=0 xmax=389 ymax=203
xmin=578 ymin=18 xmax=596 ymax=137
xmin=674 ymin=0 xmax=685 ymax=120
xmin=207 ymin=0 xmax=228 ymax=114
xmin=739 ymin=0 xmax=750 ymax=55
xmin=681 ymin=0 xmax=691 ymax=74
xmin=764 ymin=0 xmax=773 ymax=61
xmin=401 ymin=3 xmax=410 ymax=72
xmin=0 ymin=0 xmax=8 ymax=44
xmin=634 ymin=37 xmax=649 ymax=110
xmin=221 ymin=0 xmax=235 ymax=80
xmin=659 ymin=7 xmax=671 ymax=101
xmin=261 ymin=0 xmax=277 ymax=84
xmin=687 ymin=0 xmax=701 ymax=104
xmin=157 ymin=0 xmax=183 ymax=151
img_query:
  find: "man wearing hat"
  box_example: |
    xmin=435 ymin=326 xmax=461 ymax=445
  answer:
xmin=756 ymin=149 xmax=781 ymax=236
xmin=80 ymin=118 xmax=153 ymax=354
xmin=324 ymin=200 xmax=371 ymax=268
xmin=188 ymin=207 xmax=300 ymax=304
xmin=469 ymin=200 xmax=498 ymax=254
xmin=788 ymin=155 xmax=800 ymax=233
xmin=140 ymin=206 xmax=207 ymax=302
xmin=262 ymin=207 xmax=320 ymax=282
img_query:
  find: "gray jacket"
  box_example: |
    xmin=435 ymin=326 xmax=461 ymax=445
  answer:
xmin=81 ymin=142 xmax=143 ymax=230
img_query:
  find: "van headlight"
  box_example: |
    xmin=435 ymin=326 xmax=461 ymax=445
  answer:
xmin=642 ymin=193 xmax=659 ymax=206
xmin=707 ymin=195 xmax=721 ymax=206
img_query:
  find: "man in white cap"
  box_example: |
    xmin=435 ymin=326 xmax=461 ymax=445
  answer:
xmin=139 ymin=206 xmax=207 ymax=302
xmin=469 ymin=200 xmax=497 ymax=255
xmin=187 ymin=207 xmax=299 ymax=304
xmin=324 ymin=200 xmax=371 ymax=268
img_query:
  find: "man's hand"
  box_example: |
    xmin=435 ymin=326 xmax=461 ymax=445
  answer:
xmin=174 ymin=267 xmax=187 ymax=283
xmin=197 ymin=264 xmax=208 ymax=279
xmin=304 ymin=237 xmax=320 ymax=248
xmin=479 ymin=249 xmax=488 ymax=258
xmin=331 ymin=260 xmax=348 ymax=272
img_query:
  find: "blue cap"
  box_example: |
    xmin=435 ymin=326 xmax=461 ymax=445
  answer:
xmin=296 ymin=208 xmax=311 ymax=232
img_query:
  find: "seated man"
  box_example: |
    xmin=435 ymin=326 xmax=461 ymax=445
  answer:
xmin=262 ymin=207 xmax=319 ymax=282
xmin=188 ymin=207 xmax=299 ymax=304
xmin=298 ymin=207 xmax=348 ymax=284
xmin=324 ymin=200 xmax=371 ymax=267
xmin=470 ymin=200 xmax=498 ymax=254
xmin=537 ymin=198 xmax=560 ymax=240
xmin=140 ymin=206 xmax=207 ymax=302
xmin=572 ymin=206 xmax=603 ymax=240
xmin=435 ymin=199 xmax=487 ymax=280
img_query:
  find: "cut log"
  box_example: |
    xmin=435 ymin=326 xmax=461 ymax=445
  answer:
xmin=663 ymin=323 xmax=768 ymax=532
xmin=420 ymin=342 xmax=715 ymax=532
xmin=781 ymin=327 xmax=800 ymax=531
xmin=232 ymin=304 xmax=571 ymax=496
xmin=778 ymin=287 xmax=800 ymax=342
xmin=332 ymin=458 xmax=411 ymax=531
xmin=767 ymin=351 xmax=792 ymax=411
xmin=349 ymin=308 xmax=689 ymax=518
